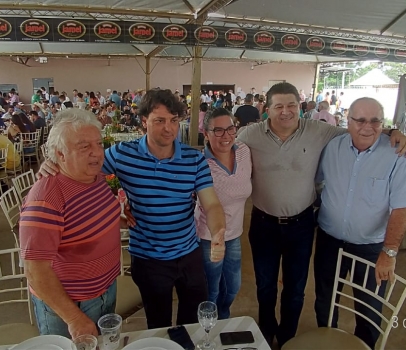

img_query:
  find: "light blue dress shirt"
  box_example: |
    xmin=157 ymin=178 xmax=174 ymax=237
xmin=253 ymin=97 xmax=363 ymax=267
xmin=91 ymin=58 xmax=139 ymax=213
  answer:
xmin=317 ymin=133 xmax=406 ymax=244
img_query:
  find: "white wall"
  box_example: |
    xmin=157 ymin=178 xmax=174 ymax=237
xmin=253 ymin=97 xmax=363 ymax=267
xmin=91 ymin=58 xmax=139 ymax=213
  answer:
xmin=0 ymin=56 xmax=316 ymax=103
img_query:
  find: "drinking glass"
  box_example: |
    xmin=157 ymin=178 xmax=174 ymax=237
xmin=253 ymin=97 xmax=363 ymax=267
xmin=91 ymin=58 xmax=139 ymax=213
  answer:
xmin=196 ymin=301 xmax=218 ymax=350
xmin=97 ymin=313 xmax=122 ymax=350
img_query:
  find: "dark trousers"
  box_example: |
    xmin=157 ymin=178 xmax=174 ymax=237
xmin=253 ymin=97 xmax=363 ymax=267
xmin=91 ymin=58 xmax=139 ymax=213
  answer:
xmin=131 ymin=247 xmax=208 ymax=329
xmin=248 ymin=206 xmax=315 ymax=347
xmin=314 ymin=228 xmax=386 ymax=349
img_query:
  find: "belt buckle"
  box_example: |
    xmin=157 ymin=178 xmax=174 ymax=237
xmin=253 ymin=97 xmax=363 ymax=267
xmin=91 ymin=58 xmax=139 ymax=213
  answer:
xmin=278 ymin=216 xmax=289 ymax=224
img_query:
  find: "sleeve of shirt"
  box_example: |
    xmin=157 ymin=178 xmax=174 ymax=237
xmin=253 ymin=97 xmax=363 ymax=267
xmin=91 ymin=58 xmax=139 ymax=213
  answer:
xmin=102 ymin=144 xmax=118 ymax=174
xmin=195 ymin=152 xmax=213 ymax=192
xmin=311 ymin=120 xmax=347 ymax=147
xmin=315 ymin=147 xmax=327 ymax=183
xmin=19 ymin=201 xmax=64 ymax=261
xmin=389 ymin=158 xmax=406 ymax=209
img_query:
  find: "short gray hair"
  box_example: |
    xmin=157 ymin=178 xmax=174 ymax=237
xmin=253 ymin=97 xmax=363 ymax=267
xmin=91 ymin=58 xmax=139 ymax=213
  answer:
xmin=47 ymin=109 xmax=102 ymax=163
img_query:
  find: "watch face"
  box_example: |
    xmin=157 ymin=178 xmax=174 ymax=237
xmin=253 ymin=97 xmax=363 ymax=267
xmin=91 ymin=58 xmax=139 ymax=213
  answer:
xmin=383 ymin=247 xmax=397 ymax=257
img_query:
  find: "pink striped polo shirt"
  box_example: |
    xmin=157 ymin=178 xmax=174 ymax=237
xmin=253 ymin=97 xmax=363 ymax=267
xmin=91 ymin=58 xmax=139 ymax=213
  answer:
xmin=20 ymin=173 xmax=121 ymax=302
xmin=195 ymin=141 xmax=252 ymax=241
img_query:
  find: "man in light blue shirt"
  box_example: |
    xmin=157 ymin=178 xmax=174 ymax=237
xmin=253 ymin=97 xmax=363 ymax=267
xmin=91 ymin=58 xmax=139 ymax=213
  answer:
xmin=314 ymin=97 xmax=406 ymax=348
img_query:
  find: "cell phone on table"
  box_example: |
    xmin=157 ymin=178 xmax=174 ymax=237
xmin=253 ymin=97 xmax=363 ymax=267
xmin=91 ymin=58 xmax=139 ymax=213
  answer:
xmin=220 ymin=331 xmax=255 ymax=346
xmin=168 ymin=325 xmax=195 ymax=350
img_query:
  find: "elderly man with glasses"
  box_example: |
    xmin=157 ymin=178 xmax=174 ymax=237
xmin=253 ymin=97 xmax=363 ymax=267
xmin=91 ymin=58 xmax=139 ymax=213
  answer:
xmin=314 ymin=97 xmax=406 ymax=348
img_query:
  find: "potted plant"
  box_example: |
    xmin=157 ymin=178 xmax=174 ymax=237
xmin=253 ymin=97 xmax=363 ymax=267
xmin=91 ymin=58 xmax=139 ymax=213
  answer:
xmin=105 ymin=174 xmax=121 ymax=195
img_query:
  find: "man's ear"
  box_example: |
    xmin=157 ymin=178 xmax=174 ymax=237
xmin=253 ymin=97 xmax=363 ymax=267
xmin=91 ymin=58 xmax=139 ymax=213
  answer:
xmin=57 ymin=150 xmax=65 ymax=162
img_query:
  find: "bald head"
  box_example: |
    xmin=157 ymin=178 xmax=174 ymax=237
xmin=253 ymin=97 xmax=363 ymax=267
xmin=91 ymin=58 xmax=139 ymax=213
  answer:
xmin=318 ymin=101 xmax=329 ymax=111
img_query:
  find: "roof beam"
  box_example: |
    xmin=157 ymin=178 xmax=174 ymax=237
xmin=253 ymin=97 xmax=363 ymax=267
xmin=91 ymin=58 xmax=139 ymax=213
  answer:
xmin=380 ymin=8 xmax=406 ymax=34
xmin=0 ymin=4 xmax=193 ymax=20
xmin=147 ymin=46 xmax=168 ymax=58
xmin=181 ymin=0 xmax=195 ymax=13
xmin=195 ymin=0 xmax=232 ymax=21
xmin=39 ymin=42 xmax=44 ymax=54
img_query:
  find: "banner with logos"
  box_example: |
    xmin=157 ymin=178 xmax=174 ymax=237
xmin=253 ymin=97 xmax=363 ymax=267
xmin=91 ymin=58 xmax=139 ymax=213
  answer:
xmin=0 ymin=17 xmax=405 ymax=61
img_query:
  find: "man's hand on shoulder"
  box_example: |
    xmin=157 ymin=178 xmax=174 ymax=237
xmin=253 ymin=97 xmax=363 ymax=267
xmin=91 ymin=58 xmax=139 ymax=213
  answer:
xmin=389 ymin=130 xmax=406 ymax=157
xmin=36 ymin=160 xmax=60 ymax=180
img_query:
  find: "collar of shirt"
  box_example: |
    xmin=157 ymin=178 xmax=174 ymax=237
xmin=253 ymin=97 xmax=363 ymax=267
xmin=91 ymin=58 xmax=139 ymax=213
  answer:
xmin=138 ymin=134 xmax=182 ymax=161
xmin=263 ymin=118 xmax=304 ymax=133
xmin=349 ymin=133 xmax=381 ymax=156
xmin=204 ymin=143 xmax=238 ymax=175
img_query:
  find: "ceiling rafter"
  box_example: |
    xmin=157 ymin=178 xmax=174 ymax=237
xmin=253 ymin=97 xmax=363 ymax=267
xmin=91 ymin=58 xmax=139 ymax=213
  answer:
xmin=380 ymin=8 xmax=406 ymax=34
xmin=181 ymin=0 xmax=195 ymax=13
xmin=0 ymin=4 xmax=193 ymax=20
xmin=147 ymin=46 xmax=169 ymax=58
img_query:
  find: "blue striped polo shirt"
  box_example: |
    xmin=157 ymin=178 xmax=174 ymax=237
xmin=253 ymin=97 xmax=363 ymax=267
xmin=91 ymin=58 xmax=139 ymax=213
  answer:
xmin=103 ymin=136 xmax=213 ymax=260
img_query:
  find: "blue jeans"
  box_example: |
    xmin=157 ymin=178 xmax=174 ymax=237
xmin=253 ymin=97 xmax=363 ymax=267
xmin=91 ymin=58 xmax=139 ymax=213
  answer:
xmin=314 ymin=228 xmax=386 ymax=349
xmin=249 ymin=206 xmax=315 ymax=347
xmin=200 ymin=237 xmax=241 ymax=319
xmin=32 ymin=280 xmax=117 ymax=338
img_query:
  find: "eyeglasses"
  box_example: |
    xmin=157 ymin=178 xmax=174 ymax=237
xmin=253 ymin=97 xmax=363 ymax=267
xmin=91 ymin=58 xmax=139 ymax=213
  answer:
xmin=350 ymin=117 xmax=383 ymax=127
xmin=209 ymin=125 xmax=237 ymax=137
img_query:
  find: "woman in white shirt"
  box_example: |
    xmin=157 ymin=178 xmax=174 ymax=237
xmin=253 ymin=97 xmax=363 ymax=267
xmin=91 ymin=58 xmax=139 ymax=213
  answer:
xmin=195 ymin=108 xmax=252 ymax=319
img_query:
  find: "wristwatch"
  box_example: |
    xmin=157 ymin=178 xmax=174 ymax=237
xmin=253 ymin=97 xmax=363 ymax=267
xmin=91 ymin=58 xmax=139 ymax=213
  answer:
xmin=382 ymin=246 xmax=397 ymax=257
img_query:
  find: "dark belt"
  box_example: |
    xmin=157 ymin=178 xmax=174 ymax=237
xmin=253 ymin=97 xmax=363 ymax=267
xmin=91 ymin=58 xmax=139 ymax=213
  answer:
xmin=253 ymin=205 xmax=314 ymax=225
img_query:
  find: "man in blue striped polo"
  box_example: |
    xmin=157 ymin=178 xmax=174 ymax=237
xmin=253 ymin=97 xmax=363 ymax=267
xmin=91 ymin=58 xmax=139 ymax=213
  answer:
xmin=104 ymin=89 xmax=226 ymax=329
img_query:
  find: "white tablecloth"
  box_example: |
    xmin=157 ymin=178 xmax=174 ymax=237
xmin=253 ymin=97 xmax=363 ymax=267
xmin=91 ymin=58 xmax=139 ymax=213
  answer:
xmin=0 ymin=316 xmax=270 ymax=350
xmin=109 ymin=133 xmax=143 ymax=142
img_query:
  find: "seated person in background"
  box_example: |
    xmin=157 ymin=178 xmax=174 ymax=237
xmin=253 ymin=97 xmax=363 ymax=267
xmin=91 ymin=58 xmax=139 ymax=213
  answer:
xmin=303 ymin=101 xmax=317 ymax=119
xmin=20 ymin=109 xmax=126 ymax=339
xmin=8 ymin=114 xmax=30 ymax=143
xmin=0 ymin=134 xmax=21 ymax=170
xmin=120 ymin=110 xmax=137 ymax=127
xmin=97 ymin=107 xmax=113 ymax=127
xmin=29 ymin=110 xmax=46 ymax=130
xmin=312 ymin=101 xmax=336 ymax=126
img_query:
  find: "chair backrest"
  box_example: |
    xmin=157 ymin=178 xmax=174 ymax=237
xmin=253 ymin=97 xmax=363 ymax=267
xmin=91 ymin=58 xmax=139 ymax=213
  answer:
xmin=20 ymin=130 xmax=41 ymax=149
xmin=329 ymin=248 xmax=406 ymax=350
xmin=0 ymin=247 xmax=33 ymax=324
xmin=40 ymin=143 xmax=48 ymax=160
xmin=0 ymin=187 xmax=21 ymax=247
xmin=12 ymin=169 xmax=36 ymax=204
xmin=0 ymin=145 xmax=8 ymax=168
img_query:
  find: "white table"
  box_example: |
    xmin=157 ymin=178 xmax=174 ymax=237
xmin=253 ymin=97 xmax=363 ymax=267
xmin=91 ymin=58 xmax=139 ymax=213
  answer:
xmin=0 ymin=316 xmax=271 ymax=350
xmin=111 ymin=316 xmax=270 ymax=350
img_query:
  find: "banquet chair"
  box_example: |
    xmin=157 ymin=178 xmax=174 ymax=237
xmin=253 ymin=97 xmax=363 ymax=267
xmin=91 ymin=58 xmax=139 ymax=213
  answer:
xmin=0 ymin=146 xmax=9 ymax=195
xmin=40 ymin=143 xmax=48 ymax=160
xmin=282 ymin=248 xmax=406 ymax=350
xmin=6 ymin=141 xmax=24 ymax=179
xmin=12 ymin=169 xmax=36 ymax=204
xmin=0 ymin=247 xmax=39 ymax=345
xmin=21 ymin=130 xmax=41 ymax=170
xmin=0 ymin=187 xmax=21 ymax=248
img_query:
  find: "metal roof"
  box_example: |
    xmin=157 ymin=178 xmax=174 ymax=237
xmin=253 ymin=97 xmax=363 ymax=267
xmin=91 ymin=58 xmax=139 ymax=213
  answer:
xmin=0 ymin=0 xmax=405 ymax=62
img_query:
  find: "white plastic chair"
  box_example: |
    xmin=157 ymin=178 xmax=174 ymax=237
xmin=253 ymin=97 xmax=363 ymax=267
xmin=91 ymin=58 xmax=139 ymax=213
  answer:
xmin=0 ymin=187 xmax=21 ymax=248
xmin=40 ymin=143 xmax=48 ymax=160
xmin=6 ymin=141 xmax=23 ymax=179
xmin=0 ymin=247 xmax=39 ymax=345
xmin=12 ymin=169 xmax=36 ymax=204
xmin=20 ymin=130 xmax=41 ymax=170
xmin=283 ymin=248 xmax=406 ymax=350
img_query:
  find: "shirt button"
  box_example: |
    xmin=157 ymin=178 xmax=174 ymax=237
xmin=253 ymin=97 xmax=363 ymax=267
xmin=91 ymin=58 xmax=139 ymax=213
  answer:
xmin=357 ymin=159 xmax=360 ymax=161
xmin=350 ymin=189 xmax=353 ymax=192
xmin=344 ymin=219 xmax=346 ymax=222
xmin=353 ymin=174 xmax=356 ymax=176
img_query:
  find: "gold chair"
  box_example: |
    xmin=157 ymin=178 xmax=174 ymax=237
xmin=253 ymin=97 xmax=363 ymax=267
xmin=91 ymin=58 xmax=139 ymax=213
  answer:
xmin=282 ymin=248 xmax=406 ymax=350
xmin=0 ymin=187 xmax=21 ymax=248
xmin=0 ymin=247 xmax=39 ymax=345
xmin=12 ymin=169 xmax=36 ymax=204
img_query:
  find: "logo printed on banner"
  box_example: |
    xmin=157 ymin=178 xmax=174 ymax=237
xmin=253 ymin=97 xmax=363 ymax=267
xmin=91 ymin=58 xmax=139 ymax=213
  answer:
xmin=374 ymin=45 xmax=390 ymax=59
xmin=225 ymin=29 xmax=247 ymax=46
xmin=21 ymin=19 xmax=49 ymax=39
xmin=330 ymin=40 xmax=348 ymax=54
xmin=394 ymin=48 xmax=406 ymax=60
xmin=0 ymin=18 xmax=12 ymax=38
xmin=194 ymin=26 xmax=218 ymax=44
xmin=94 ymin=21 xmax=121 ymax=40
xmin=58 ymin=20 xmax=86 ymax=39
xmin=281 ymin=34 xmax=301 ymax=50
xmin=253 ymin=31 xmax=274 ymax=48
xmin=353 ymin=44 xmax=370 ymax=56
xmin=129 ymin=23 xmax=155 ymax=41
xmin=162 ymin=25 xmax=187 ymax=42
xmin=306 ymin=37 xmax=325 ymax=52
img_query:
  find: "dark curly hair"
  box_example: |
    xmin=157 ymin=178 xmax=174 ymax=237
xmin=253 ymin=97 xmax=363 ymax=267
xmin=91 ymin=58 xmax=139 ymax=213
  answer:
xmin=139 ymin=89 xmax=185 ymax=118
xmin=266 ymin=82 xmax=300 ymax=108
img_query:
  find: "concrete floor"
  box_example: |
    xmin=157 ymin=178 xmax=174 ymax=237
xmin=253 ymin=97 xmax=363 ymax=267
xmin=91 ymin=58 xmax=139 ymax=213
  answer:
xmin=1 ymin=199 xmax=405 ymax=349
